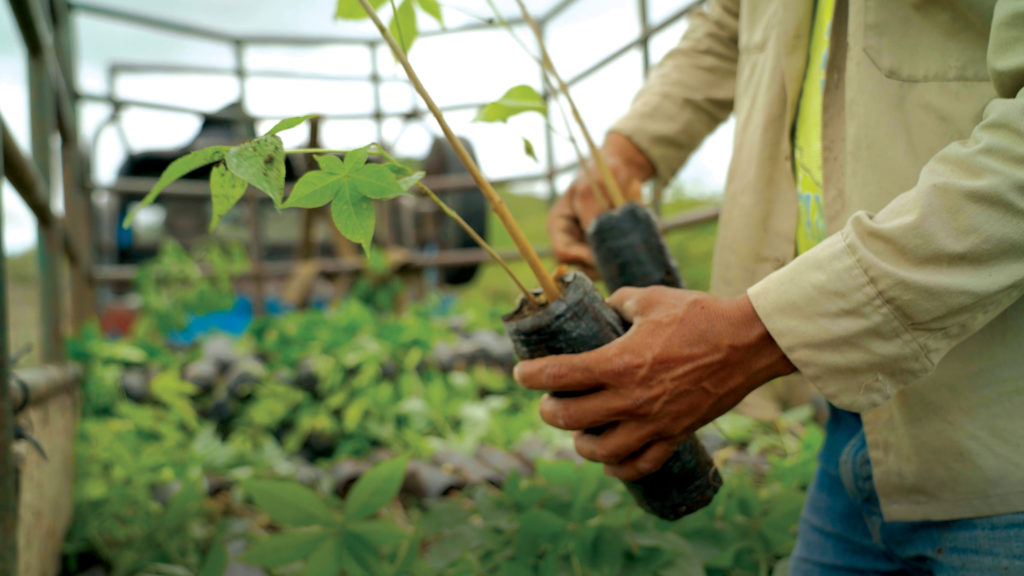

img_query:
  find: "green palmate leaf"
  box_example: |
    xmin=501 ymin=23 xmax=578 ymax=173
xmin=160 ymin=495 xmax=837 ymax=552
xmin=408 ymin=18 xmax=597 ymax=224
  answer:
xmin=336 ymin=0 xmax=386 ymax=19
xmin=284 ymin=170 xmax=345 ymax=209
xmin=240 ymin=530 xmax=328 ymax=568
xmin=344 ymin=145 xmax=372 ymax=172
xmin=416 ymin=0 xmax=442 ymax=25
xmin=474 ymin=85 xmax=546 ymax=123
xmin=265 ymin=114 xmax=318 ymax=137
xmin=347 ymin=519 xmax=409 ymax=547
xmin=209 ymin=162 xmax=249 ymax=231
xmin=226 ymin=135 xmax=286 ymax=206
xmin=342 ymin=455 xmax=409 ymax=520
xmin=523 ymin=138 xmax=538 ymax=162
xmin=245 ymin=479 xmax=334 ymax=526
xmin=389 ymin=0 xmax=418 ymax=54
xmin=304 ymin=536 xmax=347 ymax=576
xmin=342 ymin=532 xmax=387 ymax=574
xmin=122 ymin=146 xmax=230 ymax=228
xmin=331 ymin=189 xmax=376 ymax=254
xmin=349 ymin=164 xmax=406 ymax=199
xmin=315 ymin=154 xmax=345 ymax=173
xmin=396 ymin=170 xmax=425 ymax=191
xmin=198 ymin=538 xmax=228 ymax=576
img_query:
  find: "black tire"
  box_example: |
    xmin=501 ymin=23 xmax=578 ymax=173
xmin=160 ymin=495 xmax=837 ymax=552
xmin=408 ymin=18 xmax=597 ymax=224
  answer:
xmin=423 ymin=137 xmax=488 ymax=285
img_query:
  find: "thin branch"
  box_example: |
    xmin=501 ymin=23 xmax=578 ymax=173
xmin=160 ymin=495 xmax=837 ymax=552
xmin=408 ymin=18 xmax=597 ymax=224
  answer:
xmin=417 ymin=182 xmax=536 ymax=304
xmin=513 ymin=0 xmax=626 ymax=208
xmin=358 ymin=0 xmax=561 ymax=303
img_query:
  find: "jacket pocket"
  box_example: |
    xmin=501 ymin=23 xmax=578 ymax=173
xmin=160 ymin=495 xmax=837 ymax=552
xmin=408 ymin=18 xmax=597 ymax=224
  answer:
xmin=863 ymin=0 xmax=995 ymax=82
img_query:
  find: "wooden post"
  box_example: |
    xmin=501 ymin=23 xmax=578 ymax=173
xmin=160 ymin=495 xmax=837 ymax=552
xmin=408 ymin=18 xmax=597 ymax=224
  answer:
xmin=29 ymin=39 xmax=64 ymax=363
xmin=0 ymin=111 xmax=18 ymax=576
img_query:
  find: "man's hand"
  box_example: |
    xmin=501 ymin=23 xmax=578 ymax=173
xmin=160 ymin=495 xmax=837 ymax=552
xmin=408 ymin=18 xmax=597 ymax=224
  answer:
xmin=548 ymin=133 xmax=654 ymax=277
xmin=513 ymin=287 xmax=796 ymax=482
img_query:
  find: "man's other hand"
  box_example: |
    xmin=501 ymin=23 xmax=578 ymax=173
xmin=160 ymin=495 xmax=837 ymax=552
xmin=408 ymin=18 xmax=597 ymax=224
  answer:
xmin=513 ymin=286 xmax=796 ymax=482
xmin=548 ymin=133 xmax=654 ymax=278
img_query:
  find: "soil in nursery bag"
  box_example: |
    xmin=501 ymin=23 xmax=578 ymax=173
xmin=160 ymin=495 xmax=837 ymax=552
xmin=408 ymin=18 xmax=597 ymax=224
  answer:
xmin=503 ymin=272 xmax=721 ymax=520
xmin=587 ymin=202 xmax=684 ymax=292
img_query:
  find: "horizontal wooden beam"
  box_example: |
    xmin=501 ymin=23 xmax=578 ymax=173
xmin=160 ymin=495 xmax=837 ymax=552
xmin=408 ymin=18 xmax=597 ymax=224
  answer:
xmin=8 ymin=364 xmax=83 ymax=411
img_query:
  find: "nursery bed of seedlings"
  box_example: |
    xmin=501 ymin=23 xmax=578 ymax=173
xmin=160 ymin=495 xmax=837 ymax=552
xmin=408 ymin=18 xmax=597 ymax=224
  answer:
xmin=62 ymin=248 xmax=819 ymax=576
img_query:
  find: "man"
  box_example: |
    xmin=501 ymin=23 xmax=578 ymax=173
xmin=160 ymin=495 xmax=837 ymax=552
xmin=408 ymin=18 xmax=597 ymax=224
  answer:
xmin=513 ymin=0 xmax=1024 ymax=572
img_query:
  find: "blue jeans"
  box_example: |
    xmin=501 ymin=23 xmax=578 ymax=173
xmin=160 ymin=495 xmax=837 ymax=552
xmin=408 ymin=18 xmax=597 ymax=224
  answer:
xmin=789 ymin=406 xmax=1024 ymax=575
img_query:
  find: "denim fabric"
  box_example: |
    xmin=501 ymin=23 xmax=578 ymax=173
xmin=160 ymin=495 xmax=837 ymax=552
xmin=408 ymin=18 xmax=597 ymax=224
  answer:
xmin=789 ymin=406 xmax=1024 ymax=575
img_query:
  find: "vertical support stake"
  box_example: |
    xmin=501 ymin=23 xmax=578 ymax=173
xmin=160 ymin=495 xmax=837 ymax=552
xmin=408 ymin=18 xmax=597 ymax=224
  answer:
xmin=0 ymin=113 xmax=18 ymax=576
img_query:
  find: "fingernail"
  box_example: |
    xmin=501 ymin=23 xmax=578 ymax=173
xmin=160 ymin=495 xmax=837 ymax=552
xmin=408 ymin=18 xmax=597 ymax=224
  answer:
xmin=512 ymin=363 xmax=522 ymax=383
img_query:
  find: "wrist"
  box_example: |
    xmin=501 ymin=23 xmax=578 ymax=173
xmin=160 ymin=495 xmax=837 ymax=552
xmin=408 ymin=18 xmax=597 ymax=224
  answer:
xmin=603 ymin=132 xmax=655 ymax=183
xmin=726 ymin=295 xmax=797 ymax=394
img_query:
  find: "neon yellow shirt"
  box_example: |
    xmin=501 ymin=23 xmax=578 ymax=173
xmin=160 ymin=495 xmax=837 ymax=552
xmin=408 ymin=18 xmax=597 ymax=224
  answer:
xmin=793 ymin=0 xmax=835 ymax=254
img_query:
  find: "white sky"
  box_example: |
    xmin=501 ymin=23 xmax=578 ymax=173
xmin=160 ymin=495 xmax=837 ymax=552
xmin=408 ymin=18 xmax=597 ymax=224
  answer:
xmin=0 ymin=0 xmax=734 ymax=256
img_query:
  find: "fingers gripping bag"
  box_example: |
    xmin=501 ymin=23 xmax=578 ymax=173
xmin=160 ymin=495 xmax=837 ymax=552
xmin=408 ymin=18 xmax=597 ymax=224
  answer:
xmin=503 ymin=272 xmax=721 ymax=520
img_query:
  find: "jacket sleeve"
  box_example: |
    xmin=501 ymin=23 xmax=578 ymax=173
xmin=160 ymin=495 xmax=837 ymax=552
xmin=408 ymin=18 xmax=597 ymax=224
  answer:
xmin=610 ymin=0 xmax=739 ymax=185
xmin=747 ymin=1 xmax=1024 ymax=413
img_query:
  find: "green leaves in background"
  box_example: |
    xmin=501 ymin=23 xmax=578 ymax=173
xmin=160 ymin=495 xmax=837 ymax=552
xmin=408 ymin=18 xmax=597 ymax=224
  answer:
xmin=416 ymin=0 xmax=442 ymax=25
xmin=523 ymin=137 xmax=538 ymax=162
xmin=245 ymin=479 xmax=335 ymax=526
xmin=335 ymin=0 xmax=386 ymax=19
xmin=122 ymin=146 xmax=230 ymax=228
xmin=225 ymin=135 xmax=286 ymax=206
xmin=265 ymin=114 xmax=318 ymax=137
xmin=283 ymin=149 xmax=410 ymax=253
xmin=240 ymin=530 xmax=329 ymax=568
xmin=343 ymin=455 xmax=409 ymax=520
xmin=389 ymin=0 xmax=419 ymax=54
xmin=474 ymin=85 xmax=547 ymax=123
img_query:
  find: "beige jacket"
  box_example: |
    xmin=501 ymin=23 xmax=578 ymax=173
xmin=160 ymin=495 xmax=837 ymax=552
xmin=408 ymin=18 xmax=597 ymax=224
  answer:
xmin=613 ymin=0 xmax=1024 ymax=522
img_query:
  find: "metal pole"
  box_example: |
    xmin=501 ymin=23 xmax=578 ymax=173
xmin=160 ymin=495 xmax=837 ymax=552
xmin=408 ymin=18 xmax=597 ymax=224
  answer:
xmin=55 ymin=0 xmax=96 ymax=328
xmin=370 ymin=42 xmax=384 ymax=145
xmin=28 ymin=0 xmax=64 ymax=362
xmin=0 ymin=110 xmax=18 ymax=576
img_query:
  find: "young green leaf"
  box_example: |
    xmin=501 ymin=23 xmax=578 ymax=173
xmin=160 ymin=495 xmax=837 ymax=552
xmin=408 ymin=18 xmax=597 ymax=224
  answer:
xmin=336 ymin=0 xmax=386 ymax=19
xmin=226 ymin=135 xmax=286 ymax=206
xmin=349 ymin=164 xmax=406 ymax=199
xmin=389 ymin=0 xmax=418 ymax=54
xmin=122 ymin=146 xmax=230 ymax=228
xmin=198 ymin=537 xmax=228 ymax=576
xmin=397 ymin=170 xmax=425 ymax=191
xmin=265 ymin=114 xmax=318 ymax=137
xmin=284 ymin=171 xmax=345 ymax=209
xmin=240 ymin=530 xmax=329 ymax=568
xmin=416 ymin=0 xmax=442 ymax=25
xmin=344 ymin=145 xmax=372 ymax=172
xmin=342 ymin=455 xmax=409 ymax=520
xmin=315 ymin=154 xmax=346 ymax=173
xmin=303 ymin=536 xmax=348 ymax=576
xmin=209 ymin=162 xmax=249 ymax=231
xmin=346 ymin=519 xmax=409 ymax=547
xmin=330 ymin=189 xmax=376 ymax=254
xmin=523 ymin=138 xmax=538 ymax=162
xmin=474 ymin=85 xmax=547 ymax=123
xmin=245 ymin=479 xmax=334 ymax=526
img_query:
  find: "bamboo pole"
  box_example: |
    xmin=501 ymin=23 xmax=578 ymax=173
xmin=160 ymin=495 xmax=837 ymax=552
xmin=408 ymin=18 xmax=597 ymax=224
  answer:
xmin=356 ymin=0 xmax=560 ymax=303
xmin=514 ymin=0 xmax=626 ymax=208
